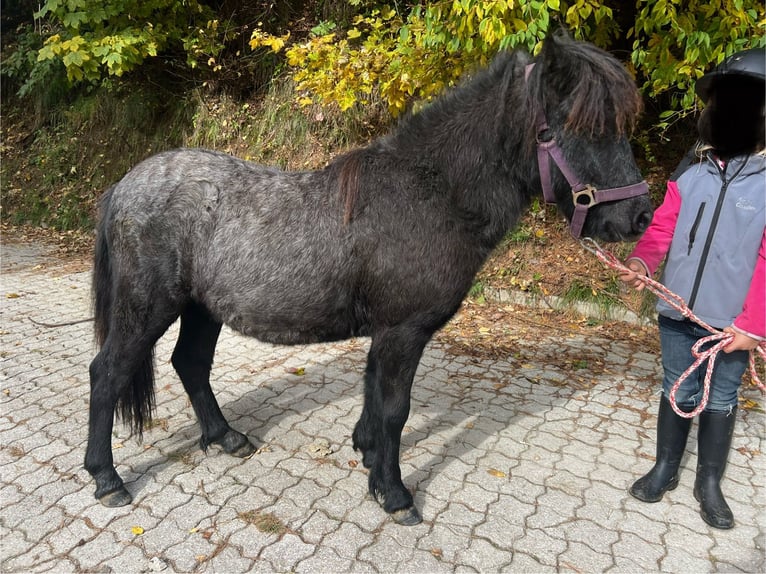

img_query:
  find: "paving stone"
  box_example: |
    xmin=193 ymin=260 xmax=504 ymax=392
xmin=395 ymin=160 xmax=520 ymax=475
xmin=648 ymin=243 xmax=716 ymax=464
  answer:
xmin=259 ymin=533 xmax=315 ymax=572
xmin=1 ymin=246 xmax=764 ymax=573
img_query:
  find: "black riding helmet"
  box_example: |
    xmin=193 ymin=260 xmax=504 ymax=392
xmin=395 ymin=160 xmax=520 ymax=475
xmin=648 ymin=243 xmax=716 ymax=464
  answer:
xmin=695 ymin=47 xmax=765 ymax=158
xmin=695 ymin=47 xmax=766 ymax=103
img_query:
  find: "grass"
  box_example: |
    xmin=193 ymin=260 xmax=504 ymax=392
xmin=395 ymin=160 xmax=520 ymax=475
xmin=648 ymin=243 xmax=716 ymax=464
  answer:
xmin=1 ymin=75 xmax=386 ymax=231
xmin=237 ymin=510 xmax=288 ymax=536
xmin=560 ymin=276 xmax=626 ymax=316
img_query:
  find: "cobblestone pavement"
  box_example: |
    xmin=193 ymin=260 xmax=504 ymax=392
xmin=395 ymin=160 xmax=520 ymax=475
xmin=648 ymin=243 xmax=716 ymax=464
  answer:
xmin=1 ymin=241 xmax=764 ymax=573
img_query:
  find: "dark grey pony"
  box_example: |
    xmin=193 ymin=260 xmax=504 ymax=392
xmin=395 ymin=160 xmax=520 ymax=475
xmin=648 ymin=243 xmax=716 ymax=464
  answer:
xmin=86 ymin=29 xmax=652 ymax=525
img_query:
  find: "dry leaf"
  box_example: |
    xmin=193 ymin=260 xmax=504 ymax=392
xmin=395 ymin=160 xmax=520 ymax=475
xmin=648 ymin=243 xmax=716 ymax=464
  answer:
xmin=287 ymin=366 xmax=305 ymax=375
xmin=487 ymin=468 xmax=507 ymax=478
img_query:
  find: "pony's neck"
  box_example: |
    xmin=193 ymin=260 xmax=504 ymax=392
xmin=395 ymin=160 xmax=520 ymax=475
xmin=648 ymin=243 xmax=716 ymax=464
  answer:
xmin=389 ymin=60 xmax=535 ymax=246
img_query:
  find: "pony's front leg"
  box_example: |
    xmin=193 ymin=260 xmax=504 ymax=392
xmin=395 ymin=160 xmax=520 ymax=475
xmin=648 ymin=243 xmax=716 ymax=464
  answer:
xmin=353 ymin=327 xmax=429 ymax=525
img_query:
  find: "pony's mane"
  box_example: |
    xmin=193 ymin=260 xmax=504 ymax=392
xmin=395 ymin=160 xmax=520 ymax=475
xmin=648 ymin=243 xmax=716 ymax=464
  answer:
xmin=337 ymin=149 xmax=362 ymax=224
xmin=526 ymin=33 xmax=642 ymax=140
xmin=335 ymin=32 xmax=642 ymax=223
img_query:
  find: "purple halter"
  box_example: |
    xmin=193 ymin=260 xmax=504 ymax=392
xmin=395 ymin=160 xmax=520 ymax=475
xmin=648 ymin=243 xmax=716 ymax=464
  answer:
xmin=525 ymin=64 xmax=649 ymax=238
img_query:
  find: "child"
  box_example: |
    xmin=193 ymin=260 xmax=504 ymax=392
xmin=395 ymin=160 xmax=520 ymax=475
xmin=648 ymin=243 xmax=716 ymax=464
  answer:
xmin=620 ymin=47 xmax=765 ymax=530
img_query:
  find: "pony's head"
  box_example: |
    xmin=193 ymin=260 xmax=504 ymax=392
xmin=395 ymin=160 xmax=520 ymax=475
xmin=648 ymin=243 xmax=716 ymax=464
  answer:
xmin=526 ymin=29 xmax=653 ymax=241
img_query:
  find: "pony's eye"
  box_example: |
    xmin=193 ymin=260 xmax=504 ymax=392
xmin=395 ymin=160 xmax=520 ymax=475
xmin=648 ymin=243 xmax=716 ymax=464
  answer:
xmin=537 ymin=128 xmax=554 ymax=143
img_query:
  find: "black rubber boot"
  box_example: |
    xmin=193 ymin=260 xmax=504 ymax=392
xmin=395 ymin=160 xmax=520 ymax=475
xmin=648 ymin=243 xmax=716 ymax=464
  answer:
xmin=693 ymin=407 xmax=737 ymax=529
xmin=629 ymin=394 xmax=693 ymax=502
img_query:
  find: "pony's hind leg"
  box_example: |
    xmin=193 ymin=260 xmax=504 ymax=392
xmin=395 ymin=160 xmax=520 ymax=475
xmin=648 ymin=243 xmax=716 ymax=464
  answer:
xmin=352 ymin=325 xmax=431 ymax=526
xmin=86 ymin=316 xmax=175 ymax=507
xmin=171 ymin=302 xmax=256 ymax=457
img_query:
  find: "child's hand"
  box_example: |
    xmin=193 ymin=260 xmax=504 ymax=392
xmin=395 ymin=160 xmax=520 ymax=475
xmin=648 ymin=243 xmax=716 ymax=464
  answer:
xmin=722 ymin=326 xmax=761 ymax=353
xmin=619 ymin=260 xmax=648 ymax=291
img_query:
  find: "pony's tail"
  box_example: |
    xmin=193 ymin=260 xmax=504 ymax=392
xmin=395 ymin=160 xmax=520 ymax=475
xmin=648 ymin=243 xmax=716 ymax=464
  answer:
xmin=92 ymin=186 xmax=156 ymax=438
xmin=92 ymin=189 xmax=113 ymax=349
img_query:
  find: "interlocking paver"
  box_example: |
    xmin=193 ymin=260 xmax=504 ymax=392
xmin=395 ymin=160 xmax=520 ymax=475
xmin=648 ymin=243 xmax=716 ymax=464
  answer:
xmin=1 ymin=241 xmax=765 ymax=573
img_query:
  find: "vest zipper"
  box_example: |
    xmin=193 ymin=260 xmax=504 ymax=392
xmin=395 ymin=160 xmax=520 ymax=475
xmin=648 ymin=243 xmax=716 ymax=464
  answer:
xmin=687 ymin=158 xmax=749 ymax=309
xmin=687 ymin=202 xmax=706 ymax=256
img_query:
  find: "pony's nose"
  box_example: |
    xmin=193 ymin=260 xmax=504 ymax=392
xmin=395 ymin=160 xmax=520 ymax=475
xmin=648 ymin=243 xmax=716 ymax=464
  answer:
xmin=633 ymin=209 xmax=653 ymax=234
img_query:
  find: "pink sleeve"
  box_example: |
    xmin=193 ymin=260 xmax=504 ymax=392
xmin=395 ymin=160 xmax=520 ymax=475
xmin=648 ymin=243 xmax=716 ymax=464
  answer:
xmin=733 ymin=228 xmax=766 ymax=340
xmin=627 ymin=181 xmax=681 ymax=276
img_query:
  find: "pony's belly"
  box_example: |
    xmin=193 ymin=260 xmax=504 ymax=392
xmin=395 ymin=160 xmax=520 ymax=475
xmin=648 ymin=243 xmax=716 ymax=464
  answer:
xmin=224 ymin=312 xmax=368 ymax=345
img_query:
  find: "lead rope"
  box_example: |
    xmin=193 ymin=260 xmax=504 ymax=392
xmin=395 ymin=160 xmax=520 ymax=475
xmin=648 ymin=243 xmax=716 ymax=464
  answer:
xmin=580 ymin=238 xmax=766 ymax=418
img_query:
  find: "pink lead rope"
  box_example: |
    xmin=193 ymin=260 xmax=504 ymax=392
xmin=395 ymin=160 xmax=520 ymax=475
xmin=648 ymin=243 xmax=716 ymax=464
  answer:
xmin=580 ymin=238 xmax=766 ymax=418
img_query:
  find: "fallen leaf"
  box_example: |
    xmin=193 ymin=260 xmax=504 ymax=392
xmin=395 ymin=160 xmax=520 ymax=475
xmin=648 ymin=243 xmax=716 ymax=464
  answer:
xmin=6 ymin=293 xmax=20 ymax=299
xmin=348 ymin=459 xmax=359 ymax=468
xmin=487 ymin=468 xmax=507 ymax=478
xmin=305 ymin=439 xmax=333 ymax=458
xmin=740 ymin=398 xmax=761 ymax=411
xmin=287 ymin=366 xmax=305 ymax=375
xmin=131 ymin=526 xmax=144 ymax=535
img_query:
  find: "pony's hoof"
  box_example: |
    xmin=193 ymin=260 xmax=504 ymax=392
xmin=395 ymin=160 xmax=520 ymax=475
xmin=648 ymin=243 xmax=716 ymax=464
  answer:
xmin=390 ymin=506 xmax=422 ymax=526
xmin=213 ymin=430 xmax=256 ymax=458
xmin=98 ymin=487 xmax=133 ymax=507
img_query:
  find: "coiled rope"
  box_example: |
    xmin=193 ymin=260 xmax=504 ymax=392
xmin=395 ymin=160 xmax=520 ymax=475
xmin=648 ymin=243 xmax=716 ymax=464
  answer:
xmin=580 ymin=238 xmax=766 ymax=418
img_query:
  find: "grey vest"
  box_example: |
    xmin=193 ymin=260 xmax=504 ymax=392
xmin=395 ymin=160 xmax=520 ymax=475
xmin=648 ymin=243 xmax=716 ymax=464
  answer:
xmin=658 ymin=153 xmax=765 ymax=328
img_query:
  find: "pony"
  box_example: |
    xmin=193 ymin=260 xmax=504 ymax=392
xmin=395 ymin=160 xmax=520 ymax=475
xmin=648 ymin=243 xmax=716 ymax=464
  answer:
xmin=85 ymin=29 xmax=653 ymax=525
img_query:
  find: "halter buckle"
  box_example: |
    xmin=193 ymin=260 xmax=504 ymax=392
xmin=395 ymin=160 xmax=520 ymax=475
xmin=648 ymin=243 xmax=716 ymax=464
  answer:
xmin=572 ymin=185 xmax=597 ymax=207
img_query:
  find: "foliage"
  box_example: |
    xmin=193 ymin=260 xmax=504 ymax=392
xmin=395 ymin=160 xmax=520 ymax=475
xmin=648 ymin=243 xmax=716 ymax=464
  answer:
xmin=630 ymin=0 xmax=766 ymax=127
xmin=1 ymin=24 xmax=68 ymax=100
xmin=250 ymin=1 xmax=620 ymax=115
xmin=248 ymin=0 xmax=764 ymax=119
xmin=33 ymin=0 xmax=229 ymax=83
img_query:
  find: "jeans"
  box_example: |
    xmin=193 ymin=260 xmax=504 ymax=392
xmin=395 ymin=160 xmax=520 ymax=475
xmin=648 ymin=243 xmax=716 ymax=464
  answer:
xmin=659 ymin=315 xmax=749 ymax=413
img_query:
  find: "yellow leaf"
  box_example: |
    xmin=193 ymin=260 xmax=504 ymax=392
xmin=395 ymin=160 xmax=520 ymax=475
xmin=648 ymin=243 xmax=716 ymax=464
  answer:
xmin=287 ymin=367 xmax=305 ymax=375
xmin=487 ymin=468 xmax=507 ymax=478
xmin=131 ymin=526 xmax=144 ymax=535
xmin=740 ymin=398 xmax=761 ymax=410
xmin=347 ymin=28 xmax=362 ymax=39
xmin=6 ymin=293 xmax=20 ymax=299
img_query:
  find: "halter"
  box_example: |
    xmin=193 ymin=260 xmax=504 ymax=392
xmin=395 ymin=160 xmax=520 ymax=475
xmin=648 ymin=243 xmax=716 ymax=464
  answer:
xmin=525 ymin=64 xmax=649 ymax=238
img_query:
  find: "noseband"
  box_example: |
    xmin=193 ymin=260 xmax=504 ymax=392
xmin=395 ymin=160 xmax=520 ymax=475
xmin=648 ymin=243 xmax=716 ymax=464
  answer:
xmin=525 ymin=64 xmax=649 ymax=238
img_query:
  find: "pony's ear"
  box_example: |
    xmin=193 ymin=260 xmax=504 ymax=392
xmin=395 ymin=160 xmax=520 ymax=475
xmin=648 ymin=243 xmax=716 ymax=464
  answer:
xmin=538 ymin=27 xmax=578 ymax=98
